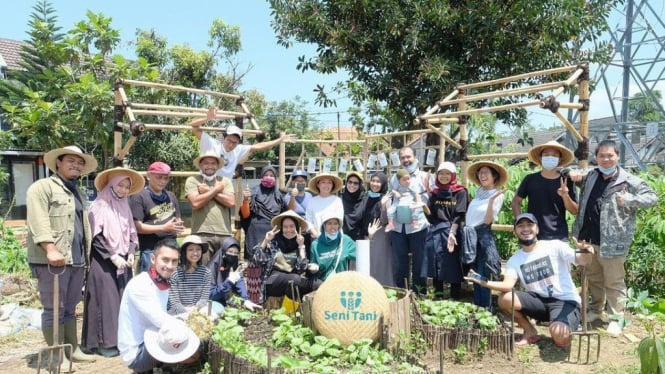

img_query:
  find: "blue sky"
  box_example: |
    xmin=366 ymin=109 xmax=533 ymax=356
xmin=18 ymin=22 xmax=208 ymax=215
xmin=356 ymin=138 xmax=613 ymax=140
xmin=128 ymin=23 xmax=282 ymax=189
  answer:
xmin=0 ymin=0 xmax=352 ymax=127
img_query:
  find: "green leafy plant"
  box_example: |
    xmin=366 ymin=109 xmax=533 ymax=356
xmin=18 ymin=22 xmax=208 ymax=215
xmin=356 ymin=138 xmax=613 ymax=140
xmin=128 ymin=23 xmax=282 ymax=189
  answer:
xmin=621 ymin=288 xmax=665 ymax=374
xmin=0 ymin=210 xmax=29 ymax=275
xmin=418 ymin=299 xmax=500 ymax=330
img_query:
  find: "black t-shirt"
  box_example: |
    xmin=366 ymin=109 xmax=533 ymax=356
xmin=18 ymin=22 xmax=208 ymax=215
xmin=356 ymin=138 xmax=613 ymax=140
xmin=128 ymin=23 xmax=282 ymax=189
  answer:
xmin=129 ymin=188 xmax=181 ymax=251
xmin=516 ymin=172 xmax=577 ymax=240
xmin=427 ymin=188 xmax=468 ymax=226
xmin=578 ymin=171 xmax=618 ymax=245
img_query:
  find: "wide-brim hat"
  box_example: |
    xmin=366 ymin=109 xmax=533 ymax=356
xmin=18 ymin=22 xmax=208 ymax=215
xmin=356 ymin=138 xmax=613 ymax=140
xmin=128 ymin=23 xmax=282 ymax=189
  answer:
xmin=308 ymin=173 xmax=344 ymax=195
xmin=192 ymin=151 xmax=224 ymax=170
xmin=466 ymin=161 xmax=509 ymax=188
xmin=94 ymin=167 xmax=145 ymax=195
xmin=527 ymin=140 xmax=574 ymax=167
xmin=345 ymin=171 xmax=364 ymax=183
xmin=180 ymin=235 xmax=209 ymax=254
xmin=44 ymin=145 xmax=98 ymax=175
xmin=144 ymin=320 xmax=200 ymax=363
xmin=271 ymin=210 xmax=308 ymax=232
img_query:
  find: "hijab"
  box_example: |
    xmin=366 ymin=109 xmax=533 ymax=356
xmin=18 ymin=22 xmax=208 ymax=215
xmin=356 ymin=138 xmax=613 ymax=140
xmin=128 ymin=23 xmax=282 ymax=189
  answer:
xmin=433 ymin=169 xmax=467 ymax=195
xmin=274 ymin=217 xmax=301 ymax=255
xmin=364 ymin=172 xmax=388 ymax=221
xmin=250 ymin=165 xmax=283 ymax=220
xmin=341 ymin=174 xmax=366 ymax=240
xmin=88 ymin=174 xmax=138 ymax=256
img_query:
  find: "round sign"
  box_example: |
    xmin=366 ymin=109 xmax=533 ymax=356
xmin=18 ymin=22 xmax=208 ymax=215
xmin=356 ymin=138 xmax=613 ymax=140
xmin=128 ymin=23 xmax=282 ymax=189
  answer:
xmin=312 ymin=271 xmax=390 ymax=346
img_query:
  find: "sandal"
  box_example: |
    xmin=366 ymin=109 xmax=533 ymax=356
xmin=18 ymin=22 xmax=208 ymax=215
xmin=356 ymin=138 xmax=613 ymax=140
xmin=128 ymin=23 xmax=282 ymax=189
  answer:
xmin=514 ymin=335 xmax=541 ymax=348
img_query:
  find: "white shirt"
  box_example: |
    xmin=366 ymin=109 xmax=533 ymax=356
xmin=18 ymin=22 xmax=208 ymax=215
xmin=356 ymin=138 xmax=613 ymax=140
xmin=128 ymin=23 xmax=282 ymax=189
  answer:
xmin=466 ymin=188 xmax=504 ymax=227
xmin=505 ymin=240 xmax=581 ymax=303
xmin=306 ymin=195 xmax=344 ymax=232
xmin=199 ymin=132 xmax=251 ymax=179
xmin=117 ymin=271 xmax=173 ymax=366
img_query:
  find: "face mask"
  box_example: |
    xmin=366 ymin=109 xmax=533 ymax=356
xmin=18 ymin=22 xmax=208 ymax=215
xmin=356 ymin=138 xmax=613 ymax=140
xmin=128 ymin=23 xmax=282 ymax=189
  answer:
xmin=368 ymin=191 xmax=381 ymax=198
xmin=261 ymin=175 xmax=276 ymax=188
xmin=541 ymin=156 xmax=559 ymax=171
xmin=405 ymin=159 xmax=419 ymax=174
xmin=325 ymin=232 xmax=340 ymax=241
xmin=518 ymin=238 xmax=537 ymax=246
xmin=200 ymin=171 xmax=216 ymax=182
xmin=223 ymin=254 xmax=238 ymax=270
xmin=598 ymin=165 xmax=617 ymax=175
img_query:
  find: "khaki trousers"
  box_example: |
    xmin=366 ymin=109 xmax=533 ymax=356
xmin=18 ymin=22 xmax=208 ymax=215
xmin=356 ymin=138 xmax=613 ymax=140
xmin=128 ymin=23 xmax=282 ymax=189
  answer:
xmin=587 ymin=245 xmax=627 ymax=315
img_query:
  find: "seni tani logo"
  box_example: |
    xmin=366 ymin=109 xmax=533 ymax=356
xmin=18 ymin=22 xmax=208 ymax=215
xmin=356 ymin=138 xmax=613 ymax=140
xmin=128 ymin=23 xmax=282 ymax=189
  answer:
xmin=323 ymin=290 xmax=378 ymax=321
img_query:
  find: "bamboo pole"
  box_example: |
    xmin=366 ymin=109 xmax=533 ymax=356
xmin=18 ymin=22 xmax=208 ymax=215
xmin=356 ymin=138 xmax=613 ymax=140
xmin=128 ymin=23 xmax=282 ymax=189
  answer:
xmin=293 ymin=139 xmax=365 ymax=144
xmin=116 ymin=122 xmax=263 ymax=135
xmin=458 ymin=88 xmax=469 ymax=185
xmin=433 ymin=81 xmax=565 ymax=106
xmin=556 ymin=102 xmax=585 ymax=110
xmin=117 ymin=138 xmax=137 ymax=161
xmin=430 ymin=89 xmax=460 ymax=114
xmin=362 ymin=137 xmax=370 ymax=182
xmin=456 ymin=65 xmax=578 ymax=90
xmin=579 ymin=71 xmax=590 ymax=169
xmin=239 ymin=101 xmax=261 ymax=131
xmin=279 ymin=132 xmax=286 ymax=189
xmin=120 ymin=79 xmax=242 ymax=100
xmin=553 ymin=111 xmax=584 ymax=142
xmin=364 ymin=128 xmax=433 ymax=139
xmin=417 ymin=117 xmax=460 ymax=125
xmin=131 ymin=103 xmax=250 ymax=118
xmin=137 ymin=171 xmax=199 ymax=177
xmin=113 ymin=90 xmax=124 ymax=160
xmin=425 ymin=124 xmax=462 ymax=149
xmin=564 ymin=68 xmax=585 ymax=86
xmin=424 ymin=99 xmax=542 ymax=118
xmin=130 ymin=109 xmax=237 ymax=120
xmin=466 ymin=152 xmax=527 ymax=160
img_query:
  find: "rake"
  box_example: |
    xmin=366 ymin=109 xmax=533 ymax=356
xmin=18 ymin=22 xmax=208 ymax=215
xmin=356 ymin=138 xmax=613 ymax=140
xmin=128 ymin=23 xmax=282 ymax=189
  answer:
xmin=568 ymin=265 xmax=600 ymax=364
xmin=37 ymin=270 xmax=73 ymax=373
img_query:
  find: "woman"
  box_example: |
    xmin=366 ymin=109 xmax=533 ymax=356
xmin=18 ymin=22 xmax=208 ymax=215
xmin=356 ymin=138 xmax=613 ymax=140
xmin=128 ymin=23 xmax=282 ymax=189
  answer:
xmin=305 ymin=173 xmax=344 ymax=239
xmin=83 ymin=167 xmax=144 ymax=357
xmin=341 ymin=172 xmax=366 ymax=241
xmin=241 ymin=165 xmax=284 ymax=257
xmin=310 ymin=212 xmax=356 ymax=281
xmin=252 ymin=210 xmax=322 ymax=303
xmin=358 ymin=171 xmax=394 ymax=286
xmin=424 ymin=162 xmax=468 ymax=300
xmin=284 ymin=169 xmax=312 ymax=218
xmin=465 ymin=161 xmax=507 ymax=309
xmin=167 ymin=235 xmax=214 ymax=316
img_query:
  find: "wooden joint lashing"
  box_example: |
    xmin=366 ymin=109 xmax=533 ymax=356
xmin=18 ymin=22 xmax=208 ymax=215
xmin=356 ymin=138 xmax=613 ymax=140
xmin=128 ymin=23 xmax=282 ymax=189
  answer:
xmin=578 ymin=98 xmax=590 ymax=112
xmin=255 ymin=132 xmax=267 ymax=142
xmin=113 ymin=104 xmax=125 ymax=132
xmin=129 ymin=121 xmax=145 ymax=137
xmin=457 ymin=115 xmax=469 ymax=125
xmin=113 ymin=78 xmax=125 ymax=91
xmin=111 ymin=156 xmax=124 ymax=168
xmin=540 ymin=95 xmax=560 ymax=113
xmin=456 ymin=85 xmax=466 ymax=95
xmin=235 ymin=116 xmax=244 ymax=128
xmin=575 ymin=136 xmax=589 ymax=161
xmin=235 ymin=97 xmax=245 ymax=107
xmin=577 ymin=63 xmax=590 ymax=81
xmin=459 ymin=139 xmax=468 ymax=161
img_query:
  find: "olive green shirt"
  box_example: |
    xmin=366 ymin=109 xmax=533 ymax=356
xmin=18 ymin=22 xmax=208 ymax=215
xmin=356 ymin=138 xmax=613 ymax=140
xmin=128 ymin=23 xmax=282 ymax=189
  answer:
xmin=185 ymin=175 xmax=234 ymax=236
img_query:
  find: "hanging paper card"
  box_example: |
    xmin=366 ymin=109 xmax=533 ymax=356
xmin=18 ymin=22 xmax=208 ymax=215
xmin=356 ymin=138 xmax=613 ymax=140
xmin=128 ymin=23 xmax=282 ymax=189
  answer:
xmin=338 ymin=158 xmax=348 ymax=173
xmin=353 ymin=159 xmax=365 ymax=172
xmin=390 ymin=152 xmax=401 ymax=167
xmin=307 ymin=158 xmax=317 ymax=174
xmin=322 ymin=158 xmax=332 ymax=173
xmin=426 ymin=148 xmax=437 ymax=165
xmin=378 ymin=153 xmax=388 ymax=167
xmin=367 ymin=154 xmax=377 ymax=169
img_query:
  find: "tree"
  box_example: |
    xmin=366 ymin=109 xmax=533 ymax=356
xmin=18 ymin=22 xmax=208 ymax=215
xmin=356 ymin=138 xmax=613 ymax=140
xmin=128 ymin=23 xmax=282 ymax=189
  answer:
xmin=269 ymin=0 xmax=620 ymax=128
xmin=628 ymin=90 xmax=665 ymax=123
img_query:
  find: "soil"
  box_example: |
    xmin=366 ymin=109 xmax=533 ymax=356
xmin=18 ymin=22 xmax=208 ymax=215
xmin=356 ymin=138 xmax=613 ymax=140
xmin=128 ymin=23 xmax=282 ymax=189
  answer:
xmin=0 ymin=275 xmax=643 ymax=374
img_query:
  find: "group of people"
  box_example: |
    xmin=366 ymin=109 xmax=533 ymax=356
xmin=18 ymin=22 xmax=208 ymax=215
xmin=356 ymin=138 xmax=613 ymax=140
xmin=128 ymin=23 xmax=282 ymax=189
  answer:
xmin=25 ymin=126 xmax=657 ymax=372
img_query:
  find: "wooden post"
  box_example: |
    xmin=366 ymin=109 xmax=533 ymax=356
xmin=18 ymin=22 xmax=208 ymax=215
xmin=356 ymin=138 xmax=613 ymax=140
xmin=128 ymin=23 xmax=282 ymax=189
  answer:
xmin=279 ymin=132 xmax=286 ymax=189
xmin=578 ymin=66 xmax=591 ymax=169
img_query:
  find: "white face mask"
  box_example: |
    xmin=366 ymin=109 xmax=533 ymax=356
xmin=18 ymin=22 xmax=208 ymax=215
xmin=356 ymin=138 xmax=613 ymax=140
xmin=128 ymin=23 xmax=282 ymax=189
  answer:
xmin=541 ymin=156 xmax=559 ymax=171
xmin=200 ymin=171 xmax=216 ymax=182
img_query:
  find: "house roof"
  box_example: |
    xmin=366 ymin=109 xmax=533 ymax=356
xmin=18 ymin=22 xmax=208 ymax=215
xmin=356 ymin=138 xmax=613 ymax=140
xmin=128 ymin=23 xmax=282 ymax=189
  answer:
xmin=0 ymin=38 xmax=27 ymax=71
xmin=314 ymin=126 xmax=359 ymax=156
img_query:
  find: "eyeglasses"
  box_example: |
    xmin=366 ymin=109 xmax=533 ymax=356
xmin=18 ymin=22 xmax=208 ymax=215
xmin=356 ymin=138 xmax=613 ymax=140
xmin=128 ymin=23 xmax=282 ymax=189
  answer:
xmin=224 ymin=138 xmax=239 ymax=146
xmin=346 ymin=180 xmax=360 ymax=186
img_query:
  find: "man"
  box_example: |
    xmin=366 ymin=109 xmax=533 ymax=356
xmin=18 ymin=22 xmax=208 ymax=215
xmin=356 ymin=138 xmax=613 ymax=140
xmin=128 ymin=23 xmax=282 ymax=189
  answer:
xmin=26 ymin=145 xmax=98 ymax=369
xmin=388 ymin=146 xmax=433 ymax=293
xmin=190 ymin=107 xmax=296 ymax=179
xmin=185 ymin=151 xmax=235 ymax=263
xmin=572 ymin=140 xmax=657 ymax=334
xmin=512 ymin=140 xmax=578 ymax=240
xmin=130 ymin=161 xmax=184 ymax=272
xmin=118 ymin=239 xmax=200 ymax=373
xmin=466 ymin=213 xmax=593 ymax=348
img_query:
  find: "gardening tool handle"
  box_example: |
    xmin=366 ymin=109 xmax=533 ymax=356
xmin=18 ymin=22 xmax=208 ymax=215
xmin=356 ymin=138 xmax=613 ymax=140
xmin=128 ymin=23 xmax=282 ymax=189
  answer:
xmin=53 ymin=272 xmax=59 ymax=344
xmin=580 ymin=265 xmax=588 ymax=332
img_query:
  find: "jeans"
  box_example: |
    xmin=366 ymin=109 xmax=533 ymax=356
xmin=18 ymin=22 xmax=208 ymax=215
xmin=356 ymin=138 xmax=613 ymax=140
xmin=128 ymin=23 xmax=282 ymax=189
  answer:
xmin=138 ymin=250 xmax=153 ymax=273
xmin=389 ymin=227 xmax=427 ymax=294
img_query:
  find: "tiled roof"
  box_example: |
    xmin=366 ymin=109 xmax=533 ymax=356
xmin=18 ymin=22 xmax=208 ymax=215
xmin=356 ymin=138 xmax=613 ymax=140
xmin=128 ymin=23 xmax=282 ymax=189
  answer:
xmin=314 ymin=126 xmax=359 ymax=156
xmin=0 ymin=38 xmax=28 ymax=71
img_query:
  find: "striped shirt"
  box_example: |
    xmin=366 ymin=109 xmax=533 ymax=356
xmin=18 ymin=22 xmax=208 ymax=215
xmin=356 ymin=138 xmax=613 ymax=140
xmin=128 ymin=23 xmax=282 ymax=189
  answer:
xmin=167 ymin=265 xmax=212 ymax=314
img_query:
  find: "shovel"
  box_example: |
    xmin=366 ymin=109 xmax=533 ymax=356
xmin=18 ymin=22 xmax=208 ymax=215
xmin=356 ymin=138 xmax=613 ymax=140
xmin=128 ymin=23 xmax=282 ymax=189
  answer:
xmin=37 ymin=268 xmax=73 ymax=373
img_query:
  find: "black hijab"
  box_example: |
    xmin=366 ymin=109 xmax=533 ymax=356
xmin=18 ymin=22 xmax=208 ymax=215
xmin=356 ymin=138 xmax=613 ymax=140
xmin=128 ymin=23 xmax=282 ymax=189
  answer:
xmin=250 ymin=165 xmax=283 ymax=221
xmin=341 ymin=174 xmax=366 ymax=240
xmin=274 ymin=216 xmax=301 ymax=255
xmin=360 ymin=171 xmax=388 ymax=237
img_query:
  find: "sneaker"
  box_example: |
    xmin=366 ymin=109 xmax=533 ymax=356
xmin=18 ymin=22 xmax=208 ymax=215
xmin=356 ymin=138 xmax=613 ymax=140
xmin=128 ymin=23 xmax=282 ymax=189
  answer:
xmin=606 ymin=321 xmax=622 ymax=336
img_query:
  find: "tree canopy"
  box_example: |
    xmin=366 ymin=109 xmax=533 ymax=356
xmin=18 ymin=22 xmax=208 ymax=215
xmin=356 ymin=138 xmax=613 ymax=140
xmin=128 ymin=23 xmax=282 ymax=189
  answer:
xmin=269 ymin=0 xmax=620 ymax=129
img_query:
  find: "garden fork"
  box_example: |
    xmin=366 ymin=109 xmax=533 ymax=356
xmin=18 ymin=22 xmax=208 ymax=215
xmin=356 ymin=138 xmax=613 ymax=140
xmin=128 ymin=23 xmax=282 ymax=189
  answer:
xmin=569 ymin=264 xmax=600 ymax=364
xmin=37 ymin=269 xmax=73 ymax=373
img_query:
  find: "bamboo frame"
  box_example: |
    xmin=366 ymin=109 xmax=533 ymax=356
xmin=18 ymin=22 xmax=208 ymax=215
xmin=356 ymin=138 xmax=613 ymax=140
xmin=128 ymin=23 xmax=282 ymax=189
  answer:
xmin=120 ymin=79 xmax=242 ymax=100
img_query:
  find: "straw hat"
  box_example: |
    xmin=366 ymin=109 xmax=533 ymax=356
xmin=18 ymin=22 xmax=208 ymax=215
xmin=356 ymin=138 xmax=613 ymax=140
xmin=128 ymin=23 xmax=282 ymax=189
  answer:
xmin=180 ymin=235 xmax=209 ymax=254
xmin=312 ymin=271 xmax=390 ymax=346
xmin=466 ymin=161 xmax=509 ymax=188
xmin=192 ymin=150 xmax=224 ymax=170
xmin=93 ymin=167 xmax=145 ymax=195
xmin=144 ymin=319 xmax=200 ymax=363
xmin=527 ymin=140 xmax=574 ymax=167
xmin=43 ymin=145 xmax=98 ymax=175
xmin=308 ymin=173 xmax=344 ymax=195
xmin=271 ymin=210 xmax=308 ymax=232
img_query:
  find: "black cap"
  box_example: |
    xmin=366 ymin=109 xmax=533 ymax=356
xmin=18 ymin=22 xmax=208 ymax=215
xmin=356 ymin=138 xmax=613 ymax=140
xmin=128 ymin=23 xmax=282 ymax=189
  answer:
xmin=514 ymin=213 xmax=538 ymax=226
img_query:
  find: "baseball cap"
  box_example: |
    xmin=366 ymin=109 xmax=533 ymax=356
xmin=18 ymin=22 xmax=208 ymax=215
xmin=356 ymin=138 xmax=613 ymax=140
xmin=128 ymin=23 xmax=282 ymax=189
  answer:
xmin=225 ymin=125 xmax=243 ymax=139
xmin=147 ymin=161 xmax=172 ymax=175
xmin=514 ymin=213 xmax=538 ymax=226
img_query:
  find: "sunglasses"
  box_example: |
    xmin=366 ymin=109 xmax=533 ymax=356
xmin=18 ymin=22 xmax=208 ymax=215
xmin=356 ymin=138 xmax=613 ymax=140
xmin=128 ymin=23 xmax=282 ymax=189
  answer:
xmin=346 ymin=180 xmax=360 ymax=186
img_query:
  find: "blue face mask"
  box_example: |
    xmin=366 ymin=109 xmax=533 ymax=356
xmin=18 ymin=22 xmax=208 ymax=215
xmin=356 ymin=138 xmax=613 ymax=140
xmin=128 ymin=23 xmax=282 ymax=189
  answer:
xmin=405 ymin=159 xmax=419 ymax=174
xmin=368 ymin=191 xmax=382 ymax=198
xmin=541 ymin=156 xmax=559 ymax=171
xmin=598 ymin=165 xmax=617 ymax=175
xmin=325 ymin=232 xmax=340 ymax=241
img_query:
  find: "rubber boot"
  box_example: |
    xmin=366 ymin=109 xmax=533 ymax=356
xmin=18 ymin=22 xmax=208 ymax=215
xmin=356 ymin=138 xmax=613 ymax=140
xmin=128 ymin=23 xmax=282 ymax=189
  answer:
xmin=41 ymin=325 xmax=74 ymax=373
xmin=63 ymin=320 xmax=96 ymax=362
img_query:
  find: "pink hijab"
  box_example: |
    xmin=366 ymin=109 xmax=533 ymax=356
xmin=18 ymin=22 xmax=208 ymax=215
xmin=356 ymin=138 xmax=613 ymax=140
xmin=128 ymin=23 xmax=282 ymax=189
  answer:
xmin=88 ymin=174 xmax=138 ymax=256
